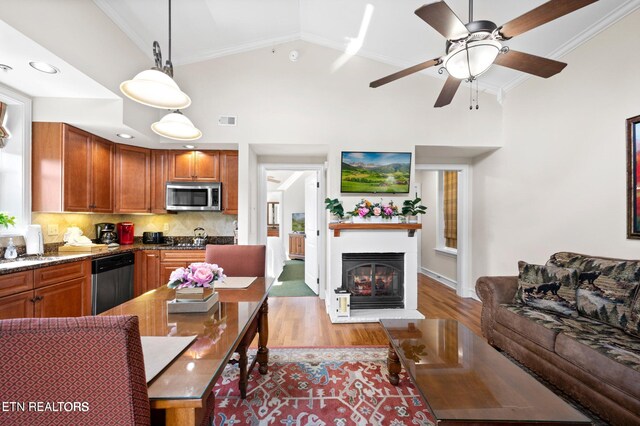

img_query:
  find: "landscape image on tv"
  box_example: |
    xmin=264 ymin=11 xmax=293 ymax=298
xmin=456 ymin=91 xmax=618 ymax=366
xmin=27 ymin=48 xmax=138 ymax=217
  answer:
xmin=341 ymin=151 xmax=411 ymax=193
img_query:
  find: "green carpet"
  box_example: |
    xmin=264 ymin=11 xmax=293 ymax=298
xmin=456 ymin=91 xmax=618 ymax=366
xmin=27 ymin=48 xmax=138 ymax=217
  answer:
xmin=270 ymin=260 xmax=316 ymax=297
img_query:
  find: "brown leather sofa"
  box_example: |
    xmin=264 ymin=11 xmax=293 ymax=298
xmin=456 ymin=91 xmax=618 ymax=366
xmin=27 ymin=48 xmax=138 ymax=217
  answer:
xmin=476 ymin=252 xmax=640 ymax=425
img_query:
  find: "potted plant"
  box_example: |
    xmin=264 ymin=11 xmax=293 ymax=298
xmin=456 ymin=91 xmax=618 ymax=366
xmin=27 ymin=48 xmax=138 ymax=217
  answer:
xmin=402 ymin=197 xmax=427 ymax=223
xmin=0 ymin=212 xmax=16 ymax=229
xmin=324 ymin=198 xmax=345 ymax=223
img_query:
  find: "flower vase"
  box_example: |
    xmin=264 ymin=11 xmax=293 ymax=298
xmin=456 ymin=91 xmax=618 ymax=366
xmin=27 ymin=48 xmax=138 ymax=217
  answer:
xmin=352 ymin=216 xmax=367 ymax=223
xmin=175 ymin=287 xmax=213 ymax=302
xmin=369 ymin=216 xmax=383 ymax=223
xmin=385 ymin=216 xmax=400 ymax=224
xmin=406 ymin=215 xmax=418 ymax=224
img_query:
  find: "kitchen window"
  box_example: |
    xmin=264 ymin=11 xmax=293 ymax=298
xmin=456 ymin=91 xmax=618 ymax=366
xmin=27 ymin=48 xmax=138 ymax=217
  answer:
xmin=0 ymin=88 xmax=31 ymax=236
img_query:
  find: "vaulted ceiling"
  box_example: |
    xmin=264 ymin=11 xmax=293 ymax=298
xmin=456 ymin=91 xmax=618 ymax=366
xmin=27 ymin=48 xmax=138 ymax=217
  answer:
xmin=95 ymin=0 xmax=639 ymax=93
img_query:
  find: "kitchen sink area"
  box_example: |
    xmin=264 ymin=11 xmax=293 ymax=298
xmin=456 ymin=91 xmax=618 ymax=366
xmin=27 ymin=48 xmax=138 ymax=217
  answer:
xmin=0 ymin=254 xmax=87 ymax=270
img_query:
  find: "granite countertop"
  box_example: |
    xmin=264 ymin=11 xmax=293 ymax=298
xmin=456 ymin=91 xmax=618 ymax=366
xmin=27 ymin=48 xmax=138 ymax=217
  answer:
xmin=0 ymin=237 xmax=234 ymax=275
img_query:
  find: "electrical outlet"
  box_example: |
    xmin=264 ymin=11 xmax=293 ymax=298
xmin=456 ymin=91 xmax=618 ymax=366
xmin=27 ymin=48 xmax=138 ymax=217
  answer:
xmin=47 ymin=224 xmax=59 ymax=236
xmin=163 ymin=223 xmax=170 ymax=232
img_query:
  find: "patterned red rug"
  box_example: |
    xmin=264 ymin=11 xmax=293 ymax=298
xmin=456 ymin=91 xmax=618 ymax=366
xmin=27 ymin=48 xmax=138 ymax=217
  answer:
xmin=213 ymin=347 xmax=435 ymax=425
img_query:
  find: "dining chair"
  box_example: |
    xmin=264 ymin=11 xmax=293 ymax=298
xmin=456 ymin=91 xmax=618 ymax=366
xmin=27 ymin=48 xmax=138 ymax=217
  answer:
xmin=0 ymin=315 xmax=150 ymax=426
xmin=205 ymin=244 xmax=266 ymax=277
xmin=205 ymin=244 xmax=266 ymax=399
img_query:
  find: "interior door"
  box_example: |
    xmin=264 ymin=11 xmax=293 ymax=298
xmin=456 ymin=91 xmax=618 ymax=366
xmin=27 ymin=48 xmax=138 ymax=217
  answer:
xmin=304 ymin=173 xmax=319 ymax=295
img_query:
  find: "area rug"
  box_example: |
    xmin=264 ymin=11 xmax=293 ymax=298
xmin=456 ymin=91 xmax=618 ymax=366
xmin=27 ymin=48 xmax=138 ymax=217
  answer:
xmin=212 ymin=347 xmax=435 ymax=425
xmin=270 ymin=260 xmax=316 ymax=297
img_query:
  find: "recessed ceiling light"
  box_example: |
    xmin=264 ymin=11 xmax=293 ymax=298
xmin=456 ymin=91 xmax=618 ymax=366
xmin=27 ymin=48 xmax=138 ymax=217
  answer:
xmin=117 ymin=133 xmax=134 ymax=139
xmin=29 ymin=61 xmax=60 ymax=74
xmin=183 ymin=144 xmax=195 ymax=149
xmin=0 ymin=64 xmax=12 ymax=72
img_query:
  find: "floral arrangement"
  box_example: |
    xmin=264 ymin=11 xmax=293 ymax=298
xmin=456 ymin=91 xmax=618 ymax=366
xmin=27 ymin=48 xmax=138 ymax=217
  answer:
xmin=352 ymin=199 xmax=399 ymax=218
xmin=167 ymin=262 xmax=225 ymax=289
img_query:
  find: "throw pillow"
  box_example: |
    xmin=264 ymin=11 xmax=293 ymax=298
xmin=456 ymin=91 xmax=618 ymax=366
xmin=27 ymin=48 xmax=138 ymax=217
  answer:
xmin=516 ymin=261 xmax=580 ymax=318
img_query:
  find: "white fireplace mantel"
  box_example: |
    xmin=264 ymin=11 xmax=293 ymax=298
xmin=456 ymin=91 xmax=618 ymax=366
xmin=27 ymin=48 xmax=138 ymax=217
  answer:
xmin=327 ymin=224 xmax=425 ymax=323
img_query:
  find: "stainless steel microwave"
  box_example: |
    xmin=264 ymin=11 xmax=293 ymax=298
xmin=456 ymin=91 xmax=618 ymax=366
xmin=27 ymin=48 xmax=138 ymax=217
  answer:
xmin=166 ymin=182 xmax=222 ymax=211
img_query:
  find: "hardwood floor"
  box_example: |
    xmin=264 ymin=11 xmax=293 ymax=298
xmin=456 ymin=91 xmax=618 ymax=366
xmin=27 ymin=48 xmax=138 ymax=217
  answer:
xmin=258 ymin=274 xmax=483 ymax=347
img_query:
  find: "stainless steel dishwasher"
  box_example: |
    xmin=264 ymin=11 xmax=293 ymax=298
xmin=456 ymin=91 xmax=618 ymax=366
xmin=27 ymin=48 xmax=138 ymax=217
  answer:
xmin=91 ymin=252 xmax=135 ymax=315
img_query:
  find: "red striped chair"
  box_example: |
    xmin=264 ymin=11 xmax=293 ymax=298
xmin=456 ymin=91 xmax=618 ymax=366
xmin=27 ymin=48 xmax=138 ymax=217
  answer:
xmin=0 ymin=315 xmax=150 ymax=426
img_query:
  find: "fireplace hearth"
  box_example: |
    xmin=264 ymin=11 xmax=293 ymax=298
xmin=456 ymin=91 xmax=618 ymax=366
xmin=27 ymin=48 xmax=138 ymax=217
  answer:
xmin=342 ymin=253 xmax=404 ymax=309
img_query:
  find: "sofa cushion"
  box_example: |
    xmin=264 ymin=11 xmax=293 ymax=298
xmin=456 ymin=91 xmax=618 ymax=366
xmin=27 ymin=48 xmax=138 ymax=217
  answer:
xmin=547 ymin=252 xmax=640 ymax=336
xmin=496 ymin=305 xmax=564 ymax=351
xmin=516 ymin=262 xmax=580 ymax=317
xmin=555 ymin=328 xmax=640 ymax=398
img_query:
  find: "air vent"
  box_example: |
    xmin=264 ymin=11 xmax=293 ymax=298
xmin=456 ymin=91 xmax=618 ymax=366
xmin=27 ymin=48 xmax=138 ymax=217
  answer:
xmin=218 ymin=116 xmax=237 ymax=126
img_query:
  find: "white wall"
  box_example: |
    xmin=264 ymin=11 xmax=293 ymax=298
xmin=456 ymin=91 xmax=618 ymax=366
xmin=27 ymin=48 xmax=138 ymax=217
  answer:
xmin=418 ymin=171 xmax=457 ymax=283
xmin=472 ymin=9 xmax=640 ymax=280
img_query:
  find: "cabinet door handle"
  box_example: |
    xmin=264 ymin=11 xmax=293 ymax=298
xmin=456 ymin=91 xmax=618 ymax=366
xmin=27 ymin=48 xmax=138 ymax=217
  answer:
xmin=36 ymin=295 xmax=44 ymax=301
xmin=30 ymin=297 xmax=37 ymax=303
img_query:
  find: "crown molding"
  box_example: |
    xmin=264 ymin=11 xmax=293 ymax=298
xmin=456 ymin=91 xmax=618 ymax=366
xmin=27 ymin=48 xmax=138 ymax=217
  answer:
xmin=502 ymin=0 xmax=640 ymax=93
xmin=93 ymin=0 xmax=153 ymax=61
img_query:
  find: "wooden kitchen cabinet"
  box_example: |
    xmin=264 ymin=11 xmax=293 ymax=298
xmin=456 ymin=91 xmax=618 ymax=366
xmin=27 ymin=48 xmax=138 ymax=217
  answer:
xmin=32 ymin=123 xmax=114 ymax=213
xmin=151 ymin=150 xmax=169 ymax=214
xmin=135 ymin=250 xmax=161 ymax=296
xmin=115 ymin=144 xmax=151 ymax=213
xmin=168 ymin=150 xmax=219 ymax=182
xmin=220 ymin=150 xmax=238 ymax=214
xmin=289 ymin=233 xmax=305 ymax=260
xmin=35 ymin=278 xmax=85 ymax=318
xmin=0 ymin=260 xmax=91 ymax=319
xmin=159 ymin=250 xmax=206 ymax=285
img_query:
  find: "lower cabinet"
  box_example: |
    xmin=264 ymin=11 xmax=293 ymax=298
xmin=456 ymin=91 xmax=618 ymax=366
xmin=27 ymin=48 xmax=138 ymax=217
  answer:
xmin=135 ymin=250 xmax=161 ymax=296
xmin=160 ymin=250 xmax=206 ymax=285
xmin=0 ymin=260 xmax=91 ymax=319
xmin=289 ymin=233 xmax=305 ymax=260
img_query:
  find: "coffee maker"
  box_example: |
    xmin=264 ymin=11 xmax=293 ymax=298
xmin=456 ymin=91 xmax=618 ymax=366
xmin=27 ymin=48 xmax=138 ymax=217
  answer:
xmin=117 ymin=222 xmax=134 ymax=245
xmin=95 ymin=223 xmax=117 ymax=244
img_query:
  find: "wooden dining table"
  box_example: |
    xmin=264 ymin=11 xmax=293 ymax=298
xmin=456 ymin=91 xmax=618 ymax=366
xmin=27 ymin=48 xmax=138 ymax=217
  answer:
xmin=101 ymin=277 xmax=273 ymax=426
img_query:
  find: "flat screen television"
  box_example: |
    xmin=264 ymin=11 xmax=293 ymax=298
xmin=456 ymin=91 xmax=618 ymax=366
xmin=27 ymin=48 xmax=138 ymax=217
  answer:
xmin=341 ymin=151 xmax=411 ymax=193
xmin=291 ymin=213 xmax=305 ymax=232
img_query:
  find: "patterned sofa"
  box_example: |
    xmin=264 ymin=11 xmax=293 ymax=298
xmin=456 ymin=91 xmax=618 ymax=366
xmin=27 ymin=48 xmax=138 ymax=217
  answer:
xmin=476 ymin=252 xmax=640 ymax=425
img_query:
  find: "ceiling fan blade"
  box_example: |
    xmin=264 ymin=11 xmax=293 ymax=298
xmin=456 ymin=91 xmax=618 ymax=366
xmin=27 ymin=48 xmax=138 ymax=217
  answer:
xmin=500 ymin=0 xmax=598 ymax=39
xmin=434 ymin=76 xmax=461 ymax=108
xmin=415 ymin=2 xmax=469 ymax=40
xmin=370 ymin=58 xmax=441 ymax=88
xmin=494 ymin=50 xmax=567 ymax=78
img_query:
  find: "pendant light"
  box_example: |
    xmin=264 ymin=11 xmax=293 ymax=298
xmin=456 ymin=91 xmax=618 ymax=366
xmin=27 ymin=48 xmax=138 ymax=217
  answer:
xmin=151 ymin=110 xmax=202 ymax=141
xmin=119 ymin=0 xmax=191 ymax=110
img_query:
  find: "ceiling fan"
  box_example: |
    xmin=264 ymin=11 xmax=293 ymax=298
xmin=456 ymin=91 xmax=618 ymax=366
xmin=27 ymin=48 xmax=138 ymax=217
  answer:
xmin=370 ymin=0 xmax=598 ymax=107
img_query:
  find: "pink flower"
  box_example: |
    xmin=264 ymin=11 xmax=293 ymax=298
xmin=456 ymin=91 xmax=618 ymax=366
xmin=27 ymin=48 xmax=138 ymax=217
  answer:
xmin=373 ymin=206 xmax=382 ymax=216
xmin=168 ymin=267 xmax=186 ymax=284
xmin=358 ymin=207 xmax=370 ymax=217
xmin=383 ymin=206 xmax=393 ymax=216
xmin=190 ymin=266 xmax=214 ymax=286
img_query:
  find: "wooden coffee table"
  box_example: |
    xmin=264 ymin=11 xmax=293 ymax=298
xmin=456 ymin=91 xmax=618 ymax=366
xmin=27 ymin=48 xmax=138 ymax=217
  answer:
xmin=380 ymin=318 xmax=591 ymax=425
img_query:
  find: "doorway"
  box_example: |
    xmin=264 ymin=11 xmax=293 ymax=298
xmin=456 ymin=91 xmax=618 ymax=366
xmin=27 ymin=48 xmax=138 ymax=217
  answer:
xmin=415 ymin=164 xmax=473 ymax=298
xmin=258 ymin=164 xmax=326 ymax=299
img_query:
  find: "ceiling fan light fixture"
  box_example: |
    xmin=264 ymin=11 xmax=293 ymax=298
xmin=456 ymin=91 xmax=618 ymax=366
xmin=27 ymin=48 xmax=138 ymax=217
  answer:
xmin=151 ymin=111 xmax=202 ymax=141
xmin=444 ymin=39 xmax=501 ymax=80
xmin=120 ymin=69 xmax=191 ymax=109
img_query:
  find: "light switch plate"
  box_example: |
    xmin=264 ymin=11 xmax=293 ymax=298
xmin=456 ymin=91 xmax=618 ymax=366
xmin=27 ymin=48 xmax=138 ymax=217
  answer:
xmin=47 ymin=224 xmax=59 ymax=236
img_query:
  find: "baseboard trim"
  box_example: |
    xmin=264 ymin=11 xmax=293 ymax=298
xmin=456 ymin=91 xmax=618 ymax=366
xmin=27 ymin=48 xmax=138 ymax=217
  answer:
xmin=420 ymin=267 xmax=457 ymax=290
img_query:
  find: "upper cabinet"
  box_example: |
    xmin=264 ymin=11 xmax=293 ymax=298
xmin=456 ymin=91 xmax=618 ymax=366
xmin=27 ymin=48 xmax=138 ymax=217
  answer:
xmin=114 ymin=145 xmax=151 ymax=213
xmin=33 ymin=123 xmax=114 ymax=213
xmin=168 ymin=150 xmax=219 ymax=182
xmin=220 ymin=150 xmax=238 ymax=215
xmin=32 ymin=123 xmax=238 ymax=216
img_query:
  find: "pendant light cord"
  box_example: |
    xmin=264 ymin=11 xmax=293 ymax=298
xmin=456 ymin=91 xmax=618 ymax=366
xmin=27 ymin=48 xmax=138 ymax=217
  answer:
xmin=168 ymin=0 xmax=172 ymax=63
xmin=469 ymin=0 xmax=473 ymax=22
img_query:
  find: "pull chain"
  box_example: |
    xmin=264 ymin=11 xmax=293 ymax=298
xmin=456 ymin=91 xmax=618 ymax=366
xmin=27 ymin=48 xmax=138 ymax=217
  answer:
xmin=469 ymin=78 xmax=480 ymax=110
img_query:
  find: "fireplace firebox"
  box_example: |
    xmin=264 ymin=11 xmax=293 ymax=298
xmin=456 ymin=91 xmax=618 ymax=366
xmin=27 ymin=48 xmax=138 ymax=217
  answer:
xmin=342 ymin=253 xmax=404 ymax=309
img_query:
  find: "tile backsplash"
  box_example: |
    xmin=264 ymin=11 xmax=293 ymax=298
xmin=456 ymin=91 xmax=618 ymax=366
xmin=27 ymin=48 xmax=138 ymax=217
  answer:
xmin=32 ymin=212 xmax=237 ymax=244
